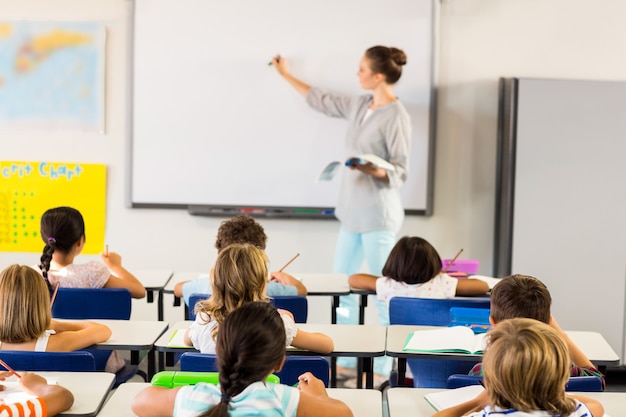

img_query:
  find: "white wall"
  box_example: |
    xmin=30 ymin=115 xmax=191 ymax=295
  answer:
xmin=2 ymin=0 xmax=626 ymax=341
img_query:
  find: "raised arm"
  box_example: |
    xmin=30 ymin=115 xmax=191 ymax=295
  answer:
xmin=270 ymin=271 xmax=308 ymax=296
xmin=296 ymin=373 xmax=353 ymax=417
xmin=100 ymin=251 xmax=146 ymax=299
xmin=48 ymin=320 xmax=112 ymax=351
xmin=549 ymin=315 xmax=597 ymax=371
xmin=348 ymin=273 xmax=379 ymax=292
xmin=271 ymin=56 xmax=311 ymax=97
xmin=454 ymin=278 xmax=490 ymax=296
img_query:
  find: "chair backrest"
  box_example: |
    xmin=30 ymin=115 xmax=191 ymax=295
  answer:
xmin=389 ymin=297 xmax=491 ymax=388
xmin=188 ymin=294 xmax=308 ymax=323
xmin=52 ymin=288 xmax=132 ymax=319
xmin=188 ymin=293 xmax=208 ymax=321
xmin=269 ymin=296 xmax=308 ymax=323
xmin=446 ymin=374 xmax=603 ymax=393
xmin=0 ymin=350 xmax=96 ymax=372
xmin=389 ymin=297 xmax=491 ymax=327
xmin=180 ymin=353 xmax=330 ymax=387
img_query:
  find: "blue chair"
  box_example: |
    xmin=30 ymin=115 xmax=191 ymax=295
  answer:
xmin=188 ymin=294 xmax=308 ymax=323
xmin=389 ymin=297 xmax=491 ymax=388
xmin=446 ymin=374 xmax=603 ymax=392
xmin=180 ymin=352 xmax=330 ymax=387
xmin=52 ymin=288 xmax=132 ymax=319
xmin=51 ymin=287 xmax=145 ymax=387
xmin=270 ymin=296 xmax=308 ymax=323
xmin=0 ymin=351 xmax=96 ymax=371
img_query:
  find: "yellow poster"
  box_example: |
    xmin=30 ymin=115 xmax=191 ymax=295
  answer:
xmin=0 ymin=161 xmax=106 ymax=253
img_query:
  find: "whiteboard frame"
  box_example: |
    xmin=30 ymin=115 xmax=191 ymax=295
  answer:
xmin=126 ymin=0 xmax=438 ymax=218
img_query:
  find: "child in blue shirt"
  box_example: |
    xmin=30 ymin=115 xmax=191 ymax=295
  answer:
xmin=174 ymin=215 xmax=306 ymax=306
xmin=132 ymin=302 xmax=351 ymax=417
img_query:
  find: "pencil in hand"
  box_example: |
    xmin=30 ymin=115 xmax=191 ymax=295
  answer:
xmin=278 ymin=253 xmax=300 ymax=272
xmin=442 ymin=248 xmax=464 ymax=274
xmin=0 ymin=359 xmax=21 ymax=379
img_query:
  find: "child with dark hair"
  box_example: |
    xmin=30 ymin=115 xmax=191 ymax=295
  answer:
xmin=468 ymin=274 xmax=605 ymax=388
xmin=38 ymin=206 xmax=145 ymax=299
xmin=349 ymin=236 xmax=489 ymax=300
xmin=132 ymin=302 xmax=352 ymax=417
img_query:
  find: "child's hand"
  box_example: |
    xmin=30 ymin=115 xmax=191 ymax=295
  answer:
xmin=18 ymin=372 xmax=49 ymax=396
xmin=101 ymin=251 xmax=122 ymax=268
xmin=296 ymin=373 xmax=327 ymax=397
xmin=270 ymin=271 xmax=298 ymax=285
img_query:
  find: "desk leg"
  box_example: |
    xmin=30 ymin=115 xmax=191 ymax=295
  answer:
xmin=147 ymin=290 xmax=154 ymax=303
xmin=331 ymin=296 xmax=339 ymax=324
xmin=166 ymin=352 xmax=175 ymax=367
xmin=157 ymin=290 xmax=164 ymax=321
xmin=356 ymin=359 xmax=363 ymax=389
xmin=330 ymin=357 xmax=337 ymax=388
xmin=131 ymin=351 xmax=139 ymax=365
xmin=148 ymin=350 xmax=155 ymax=379
xmin=173 ymin=295 xmax=181 ymax=307
xmin=184 ymin=304 xmax=189 ymax=321
xmin=397 ymin=358 xmax=407 ymax=387
xmin=359 ymin=294 xmax=368 ymax=325
xmin=158 ymin=351 xmax=165 ymax=372
xmin=364 ymin=358 xmax=373 ymax=389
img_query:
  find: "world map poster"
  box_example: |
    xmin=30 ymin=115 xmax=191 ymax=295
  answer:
xmin=0 ymin=22 xmax=105 ymax=132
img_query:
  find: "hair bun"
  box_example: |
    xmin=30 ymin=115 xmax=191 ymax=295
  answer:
xmin=390 ymin=47 xmax=407 ymax=66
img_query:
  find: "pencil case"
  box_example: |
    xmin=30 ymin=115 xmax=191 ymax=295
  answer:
xmin=151 ymin=371 xmax=280 ymax=388
xmin=442 ymin=259 xmax=480 ymax=275
xmin=449 ymin=307 xmax=491 ymax=334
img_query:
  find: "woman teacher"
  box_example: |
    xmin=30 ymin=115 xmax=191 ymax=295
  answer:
xmin=272 ymin=45 xmax=411 ymax=386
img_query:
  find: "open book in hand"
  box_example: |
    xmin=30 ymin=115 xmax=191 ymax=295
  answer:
xmin=424 ymin=385 xmax=485 ymax=411
xmin=403 ymin=326 xmax=487 ymax=354
xmin=317 ymin=154 xmax=395 ymax=182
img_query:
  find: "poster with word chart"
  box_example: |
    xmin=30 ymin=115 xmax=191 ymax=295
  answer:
xmin=0 ymin=161 xmax=106 ymax=253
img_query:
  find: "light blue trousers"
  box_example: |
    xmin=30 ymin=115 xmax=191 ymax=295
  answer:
xmin=333 ymin=228 xmax=395 ymax=376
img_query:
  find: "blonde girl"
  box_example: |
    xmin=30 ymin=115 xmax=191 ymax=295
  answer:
xmin=184 ymin=243 xmax=333 ymax=354
xmin=0 ymin=264 xmax=111 ymax=353
xmin=433 ymin=318 xmax=604 ymax=417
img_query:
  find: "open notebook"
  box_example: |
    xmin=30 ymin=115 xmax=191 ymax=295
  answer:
xmin=167 ymin=329 xmax=193 ymax=348
xmin=403 ymin=326 xmax=486 ymax=354
xmin=0 ymin=379 xmax=57 ymax=405
xmin=424 ymin=385 xmax=484 ymax=411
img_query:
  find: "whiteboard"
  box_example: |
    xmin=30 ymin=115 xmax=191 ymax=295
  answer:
xmin=130 ymin=0 xmax=435 ymax=216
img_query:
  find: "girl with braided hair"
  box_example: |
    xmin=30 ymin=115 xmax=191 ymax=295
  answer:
xmin=132 ymin=302 xmax=352 ymax=417
xmin=37 ymin=206 xmax=145 ymax=299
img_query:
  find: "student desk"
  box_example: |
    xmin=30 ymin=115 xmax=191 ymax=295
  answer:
xmin=162 ymin=271 xmax=200 ymax=318
xmin=386 ymin=387 xmax=626 ymax=417
xmin=85 ymin=319 xmax=169 ymax=379
xmin=0 ymin=372 xmax=115 ymax=417
xmin=154 ymin=321 xmax=386 ymax=389
xmin=98 ymin=382 xmax=383 ymax=417
xmin=134 ymin=268 xmax=174 ymax=321
xmin=292 ymin=273 xmax=351 ymax=324
xmin=386 ymin=325 xmax=621 ymax=386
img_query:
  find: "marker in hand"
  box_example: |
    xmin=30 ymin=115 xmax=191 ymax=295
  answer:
xmin=105 ymin=244 xmax=109 ymax=256
xmin=268 ymin=54 xmax=281 ymax=66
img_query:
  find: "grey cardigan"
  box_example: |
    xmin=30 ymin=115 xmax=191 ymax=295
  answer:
xmin=306 ymin=87 xmax=411 ymax=233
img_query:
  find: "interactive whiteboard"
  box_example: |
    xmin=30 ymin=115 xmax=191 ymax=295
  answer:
xmin=130 ymin=0 xmax=435 ymax=217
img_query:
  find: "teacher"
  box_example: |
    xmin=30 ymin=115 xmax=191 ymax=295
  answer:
xmin=272 ymin=45 xmax=411 ymax=385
